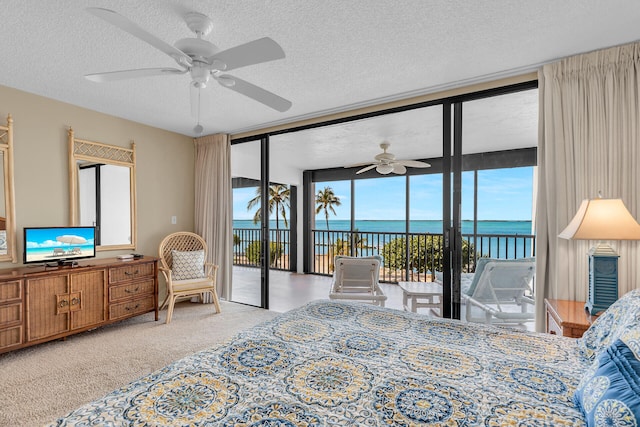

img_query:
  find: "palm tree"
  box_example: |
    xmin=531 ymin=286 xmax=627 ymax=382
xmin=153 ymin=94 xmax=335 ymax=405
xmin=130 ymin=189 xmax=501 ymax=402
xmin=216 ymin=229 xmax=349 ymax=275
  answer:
xmin=247 ymin=184 xmax=291 ymax=230
xmin=315 ymin=186 xmax=341 ymax=230
xmin=247 ymin=184 xmax=291 ymax=267
xmin=316 ymin=186 xmax=341 ymax=270
xmin=351 ymin=229 xmax=368 ymax=256
xmin=333 ymin=230 xmax=368 ymax=257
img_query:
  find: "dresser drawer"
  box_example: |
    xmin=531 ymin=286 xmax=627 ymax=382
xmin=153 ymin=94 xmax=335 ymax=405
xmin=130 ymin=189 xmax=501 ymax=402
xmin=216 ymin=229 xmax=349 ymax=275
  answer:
xmin=109 ymin=262 xmax=154 ymax=284
xmin=0 ymin=280 xmax=21 ymax=303
xmin=0 ymin=302 xmax=22 ymax=326
xmin=109 ymin=279 xmax=155 ymax=302
xmin=0 ymin=325 xmax=22 ymax=350
xmin=109 ymin=295 xmax=155 ymax=320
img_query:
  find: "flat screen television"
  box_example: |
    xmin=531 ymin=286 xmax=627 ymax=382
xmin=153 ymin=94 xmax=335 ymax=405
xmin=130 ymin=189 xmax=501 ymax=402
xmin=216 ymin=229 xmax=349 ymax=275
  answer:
xmin=23 ymin=226 xmax=96 ymax=265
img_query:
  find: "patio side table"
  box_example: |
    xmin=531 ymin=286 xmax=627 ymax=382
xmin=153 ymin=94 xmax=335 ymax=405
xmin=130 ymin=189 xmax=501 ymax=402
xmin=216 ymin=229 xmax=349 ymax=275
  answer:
xmin=398 ymin=281 xmax=442 ymax=315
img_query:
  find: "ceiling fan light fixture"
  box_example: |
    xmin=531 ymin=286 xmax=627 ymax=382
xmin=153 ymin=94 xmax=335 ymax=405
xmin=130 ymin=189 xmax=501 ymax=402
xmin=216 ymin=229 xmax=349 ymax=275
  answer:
xmin=190 ymin=65 xmax=210 ymax=87
xmin=376 ymin=164 xmax=394 ymax=175
xmin=218 ymin=76 xmax=236 ymax=87
xmin=211 ymin=59 xmax=227 ymax=71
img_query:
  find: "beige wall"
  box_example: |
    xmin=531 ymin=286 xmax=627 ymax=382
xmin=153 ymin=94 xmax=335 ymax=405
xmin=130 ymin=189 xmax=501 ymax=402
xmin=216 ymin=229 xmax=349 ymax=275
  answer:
xmin=0 ymin=84 xmax=195 ymax=269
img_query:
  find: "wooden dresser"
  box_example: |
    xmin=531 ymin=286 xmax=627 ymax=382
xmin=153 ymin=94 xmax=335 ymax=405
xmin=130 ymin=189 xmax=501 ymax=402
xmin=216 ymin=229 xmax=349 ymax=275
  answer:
xmin=0 ymin=257 xmax=158 ymax=354
xmin=544 ymin=298 xmax=598 ymax=338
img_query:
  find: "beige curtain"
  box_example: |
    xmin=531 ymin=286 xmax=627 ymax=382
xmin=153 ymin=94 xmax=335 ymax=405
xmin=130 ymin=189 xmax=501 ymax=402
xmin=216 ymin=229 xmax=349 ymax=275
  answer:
xmin=536 ymin=41 xmax=640 ymax=331
xmin=194 ymin=134 xmax=232 ymax=301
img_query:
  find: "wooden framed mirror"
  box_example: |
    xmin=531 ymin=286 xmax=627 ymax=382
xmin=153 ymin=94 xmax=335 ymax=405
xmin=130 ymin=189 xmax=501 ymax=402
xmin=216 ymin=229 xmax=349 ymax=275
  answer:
xmin=68 ymin=128 xmax=137 ymax=251
xmin=0 ymin=115 xmax=17 ymax=263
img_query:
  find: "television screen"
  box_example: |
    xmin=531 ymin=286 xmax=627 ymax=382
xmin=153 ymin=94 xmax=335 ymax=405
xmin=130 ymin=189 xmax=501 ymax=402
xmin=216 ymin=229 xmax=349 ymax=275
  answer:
xmin=24 ymin=226 xmax=96 ymax=265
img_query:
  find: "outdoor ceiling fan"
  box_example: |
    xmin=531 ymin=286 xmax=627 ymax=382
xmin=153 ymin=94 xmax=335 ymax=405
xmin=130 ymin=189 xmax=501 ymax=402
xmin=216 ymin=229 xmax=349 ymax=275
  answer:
xmin=83 ymin=7 xmax=292 ymax=134
xmin=345 ymin=142 xmax=431 ymax=175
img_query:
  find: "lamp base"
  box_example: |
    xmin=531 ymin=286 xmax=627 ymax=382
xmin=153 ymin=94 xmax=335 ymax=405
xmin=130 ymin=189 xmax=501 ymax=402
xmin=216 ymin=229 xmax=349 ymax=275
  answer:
xmin=585 ymin=299 xmax=612 ymax=316
xmin=586 ymin=244 xmax=619 ymax=315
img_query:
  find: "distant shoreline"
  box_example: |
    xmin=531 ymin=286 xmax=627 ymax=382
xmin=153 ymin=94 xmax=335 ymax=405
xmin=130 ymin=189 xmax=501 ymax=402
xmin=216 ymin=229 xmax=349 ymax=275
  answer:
xmin=234 ymin=219 xmax=532 ymax=222
xmin=233 ymin=219 xmax=533 ymax=235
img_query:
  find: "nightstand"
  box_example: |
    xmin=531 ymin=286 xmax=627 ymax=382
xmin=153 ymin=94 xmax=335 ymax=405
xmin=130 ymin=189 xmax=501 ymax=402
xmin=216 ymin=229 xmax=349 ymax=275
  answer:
xmin=544 ymin=298 xmax=598 ymax=338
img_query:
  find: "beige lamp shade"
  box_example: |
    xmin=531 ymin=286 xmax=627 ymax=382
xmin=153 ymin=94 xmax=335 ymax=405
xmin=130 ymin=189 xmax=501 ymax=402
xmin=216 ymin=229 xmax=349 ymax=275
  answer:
xmin=559 ymin=198 xmax=640 ymax=240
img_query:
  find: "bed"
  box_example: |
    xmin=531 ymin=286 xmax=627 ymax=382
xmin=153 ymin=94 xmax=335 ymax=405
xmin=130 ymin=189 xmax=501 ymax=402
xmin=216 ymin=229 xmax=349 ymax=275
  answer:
xmin=50 ymin=290 xmax=640 ymax=426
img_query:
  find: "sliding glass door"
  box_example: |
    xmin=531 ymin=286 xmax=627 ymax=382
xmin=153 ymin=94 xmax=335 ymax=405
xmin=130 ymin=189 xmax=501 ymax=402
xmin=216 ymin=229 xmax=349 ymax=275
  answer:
xmin=231 ymin=139 xmax=264 ymax=307
xmin=441 ymin=86 xmax=538 ymax=319
xmin=229 ymin=82 xmax=538 ymax=315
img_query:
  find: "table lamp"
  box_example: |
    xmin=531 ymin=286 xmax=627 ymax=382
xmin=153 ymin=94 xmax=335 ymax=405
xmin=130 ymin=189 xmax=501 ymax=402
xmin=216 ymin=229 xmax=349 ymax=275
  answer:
xmin=559 ymin=197 xmax=640 ymax=314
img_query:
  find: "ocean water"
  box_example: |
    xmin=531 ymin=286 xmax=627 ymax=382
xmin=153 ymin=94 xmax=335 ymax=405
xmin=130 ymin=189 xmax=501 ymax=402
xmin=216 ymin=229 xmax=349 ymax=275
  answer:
xmin=233 ymin=219 xmax=533 ymax=235
xmin=233 ymin=219 xmax=535 ymax=259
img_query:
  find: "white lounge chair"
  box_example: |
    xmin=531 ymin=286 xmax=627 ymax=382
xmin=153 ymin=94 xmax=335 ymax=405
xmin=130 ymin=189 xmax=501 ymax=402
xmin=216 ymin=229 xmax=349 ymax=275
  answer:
xmin=329 ymin=256 xmax=387 ymax=307
xmin=435 ymin=258 xmax=536 ymax=325
xmin=463 ymin=258 xmax=536 ymax=325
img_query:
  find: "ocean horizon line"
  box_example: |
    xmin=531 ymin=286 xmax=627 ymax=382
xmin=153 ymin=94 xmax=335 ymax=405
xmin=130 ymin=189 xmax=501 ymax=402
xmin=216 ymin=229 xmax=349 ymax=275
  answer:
xmin=233 ymin=219 xmax=532 ymax=222
xmin=234 ymin=219 xmax=533 ymax=235
xmin=322 ymin=219 xmax=532 ymax=222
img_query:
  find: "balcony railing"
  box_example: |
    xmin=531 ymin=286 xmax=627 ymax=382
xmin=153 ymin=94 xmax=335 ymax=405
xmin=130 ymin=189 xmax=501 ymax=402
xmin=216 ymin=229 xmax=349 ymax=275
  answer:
xmin=233 ymin=227 xmax=535 ymax=281
xmin=233 ymin=227 xmax=290 ymax=271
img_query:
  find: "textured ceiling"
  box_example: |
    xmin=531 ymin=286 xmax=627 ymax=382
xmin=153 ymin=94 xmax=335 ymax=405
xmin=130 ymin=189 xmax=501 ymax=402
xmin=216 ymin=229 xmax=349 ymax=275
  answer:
xmin=267 ymin=88 xmax=540 ymax=172
xmin=2 ymin=0 xmax=640 ymax=137
xmin=1 ymin=1 xmax=639 ymax=171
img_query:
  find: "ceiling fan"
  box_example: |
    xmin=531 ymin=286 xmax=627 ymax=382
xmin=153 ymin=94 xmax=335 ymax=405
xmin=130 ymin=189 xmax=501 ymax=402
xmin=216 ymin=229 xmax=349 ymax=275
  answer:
xmin=345 ymin=142 xmax=431 ymax=175
xmin=83 ymin=7 xmax=292 ymax=133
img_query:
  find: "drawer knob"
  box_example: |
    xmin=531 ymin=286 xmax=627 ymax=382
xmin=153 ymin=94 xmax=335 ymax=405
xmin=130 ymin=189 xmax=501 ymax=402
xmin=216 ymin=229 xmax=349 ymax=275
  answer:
xmin=124 ymin=270 xmax=140 ymax=276
xmin=124 ymin=287 xmax=139 ymax=293
xmin=125 ymin=304 xmax=140 ymax=311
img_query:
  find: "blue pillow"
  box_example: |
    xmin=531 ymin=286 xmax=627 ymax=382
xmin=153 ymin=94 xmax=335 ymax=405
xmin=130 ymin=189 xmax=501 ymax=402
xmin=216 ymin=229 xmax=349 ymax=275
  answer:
xmin=466 ymin=257 xmax=535 ymax=296
xmin=573 ymin=338 xmax=640 ymax=426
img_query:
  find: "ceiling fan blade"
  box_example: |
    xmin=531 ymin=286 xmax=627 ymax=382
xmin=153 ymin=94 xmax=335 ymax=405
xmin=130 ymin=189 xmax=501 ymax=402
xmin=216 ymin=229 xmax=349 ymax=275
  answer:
xmin=85 ymin=67 xmax=186 ymax=82
xmin=396 ymin=159 xmax=431 ymax=168
xmin=392 ymin=164 xmax=407 ymax=174
xmin=376 ymin=164 xmax=394 ymax=175
xmin=344 ymin=161 xmax=377 ymax=168
xmin=86 ymin=7 xmax=192 ymax=66
xmin=356 ymin=164 xmax=377 ymax=174
xmin=209 ymin=37 xmax=285 ymax=71
xmin=218 ymin=75 xmax=292 ymax=112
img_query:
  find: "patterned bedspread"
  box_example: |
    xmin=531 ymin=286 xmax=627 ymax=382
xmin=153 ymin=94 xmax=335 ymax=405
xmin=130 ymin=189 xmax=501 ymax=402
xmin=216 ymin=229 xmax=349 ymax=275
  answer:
xmin=51 ymin=300 xmax=588 ymax=426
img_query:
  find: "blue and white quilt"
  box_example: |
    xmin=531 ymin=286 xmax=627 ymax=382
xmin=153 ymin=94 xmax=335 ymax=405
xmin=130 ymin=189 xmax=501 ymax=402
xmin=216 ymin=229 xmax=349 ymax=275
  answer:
xmin=51 ymin=300 xmax=588 ymax=426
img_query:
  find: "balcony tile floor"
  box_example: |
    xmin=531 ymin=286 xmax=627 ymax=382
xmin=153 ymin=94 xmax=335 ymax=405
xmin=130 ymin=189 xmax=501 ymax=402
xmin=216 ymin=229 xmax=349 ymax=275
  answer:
xmin=230 ymin=267 xmax=535 ymax=332
xmin=231 ymin=267 xmax=406 ymax=313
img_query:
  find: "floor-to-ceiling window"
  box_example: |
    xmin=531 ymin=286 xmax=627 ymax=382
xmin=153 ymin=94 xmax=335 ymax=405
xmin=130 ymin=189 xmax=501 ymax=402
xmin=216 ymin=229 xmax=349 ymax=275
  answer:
xmin=447 ymin=86 xmax=538 ymax=318
xmin=312 ymin=179 xmax=351 ymax=273
xmin=230 ymin=80 xmax=538 ymax=317
xmin=354 ymin=176 xmax=406 ymax=282
xmin=230 ymin=140 xmax=264 ymax=307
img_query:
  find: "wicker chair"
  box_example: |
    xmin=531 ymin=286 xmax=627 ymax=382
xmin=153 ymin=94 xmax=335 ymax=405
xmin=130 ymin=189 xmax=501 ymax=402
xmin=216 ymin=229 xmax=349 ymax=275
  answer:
xmin=158 ymin=232 xmax=221 ymax=324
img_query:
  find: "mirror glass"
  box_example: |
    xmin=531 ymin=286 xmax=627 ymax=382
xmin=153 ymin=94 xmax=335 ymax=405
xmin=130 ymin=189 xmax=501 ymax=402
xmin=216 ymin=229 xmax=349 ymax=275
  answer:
xmin=0 ymin=115 xmax=16 ymax=263
xmin=78 ymin=163 xmax=132 ymax=246
xmin=0 ymin=152 xmax=6 ymax=255
xmin=69 ymin=130 xmax=136 ymax=251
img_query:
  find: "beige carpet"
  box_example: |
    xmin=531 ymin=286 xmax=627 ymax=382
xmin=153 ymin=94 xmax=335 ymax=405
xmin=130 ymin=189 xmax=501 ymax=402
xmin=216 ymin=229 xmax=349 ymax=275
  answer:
xmin=0 ymin=301 xmax=279 ymax=426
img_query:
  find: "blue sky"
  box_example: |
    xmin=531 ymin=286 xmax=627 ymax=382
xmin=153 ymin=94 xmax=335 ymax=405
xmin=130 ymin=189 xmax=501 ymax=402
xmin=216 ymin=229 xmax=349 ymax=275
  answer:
xmin=233 ymin=166 xmax=534 ymax=222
